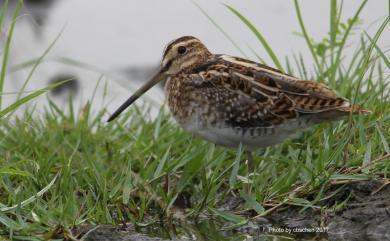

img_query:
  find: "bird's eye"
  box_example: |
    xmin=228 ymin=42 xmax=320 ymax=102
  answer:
xmin=177 ymin=46 xmax=187 ymax=54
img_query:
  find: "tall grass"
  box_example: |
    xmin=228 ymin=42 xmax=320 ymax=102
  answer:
xmin=0 ymin=0 xmax=68 ymax=119
xmin=0 ymin=0 xmax=20 ymax=109
xmin=0 ymin=1 xmax=389 ymax=240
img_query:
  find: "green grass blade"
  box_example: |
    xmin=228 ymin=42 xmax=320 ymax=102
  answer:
xmin=240 ymin=191 xmax=264 ymax=214
xmin=224 ymin=4 xmax=284 ymax=71
xmin=247 ymin=44 xmax=267 ymax=64
xmin=153 ymin=145 xmax=170 ymax=178
xmin=352 ymin=16 xmax=390 ymax=106
xmin=91 ymin=74 xmax=104 ymax=104
xmin=329 ymin=0 xmax=343 ymax=70
xmin=0 ymin=80 xmax=69 ymax=118
xmin=229 ymin=144 xmax=242 ymax=187
xmin=0 ymin=212 xmax=20 ymax=230
xmin=330 ymin=0 xmax=338 ymax=49
xmin=0 ymin=172 xmax=59 ymax=212
xmin=0 ymin=167 xmax=34 ymax=178
xmin=329 ymin=0 xmax=368 ymax=84
xmin=16 ymin=26 xmax=66 ymax=101
xmin=0 ymin=0 xmax=21 ymax=109
xmin=294 ymin=0 xmax=321 ymax=73
xmin=208 ymin=207 xmax=246 ymax=224
xmin=376 ymin=124 xmax=390 ymax=154
xmin=365 ymin=32 xmax=390 ymax=68
xmin=0 ymin=0 xmax=9 ymax=31
xmin=362 ymin=141 xmax=372 ymax=173
xmin=193 ymin=1 xmax=247 ymax=58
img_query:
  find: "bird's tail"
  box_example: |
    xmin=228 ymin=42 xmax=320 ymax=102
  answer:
xmin=338 ymin=103 xmax=372 ymax=114
xmin=303 ymin=101 xmax=371 ymax=124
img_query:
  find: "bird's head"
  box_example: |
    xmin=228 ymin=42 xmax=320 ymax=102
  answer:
xmin=161 ymin=36 xmax=211 ymax=75
xmin=107 ymin=36 xmax=211 ymax=122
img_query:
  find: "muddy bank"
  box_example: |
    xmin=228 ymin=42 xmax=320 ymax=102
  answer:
xmin=323 ymin=181 xmax=390 ymax=240
xmin=77 ymin=180 xmax=390 ymax=241
xmin=269 ymin=180 xmax=390 ymax=241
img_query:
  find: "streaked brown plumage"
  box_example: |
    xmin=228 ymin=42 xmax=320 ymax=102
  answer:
xmin=108 ymin=36 xmax=370 ymax=150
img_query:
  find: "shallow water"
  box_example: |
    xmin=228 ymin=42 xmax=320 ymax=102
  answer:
xmin=1 ymin=0 xmax=389 ymax=117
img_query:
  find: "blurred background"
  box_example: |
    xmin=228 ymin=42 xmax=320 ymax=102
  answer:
xmin=1 ymin=0 xmax=389 ymax=117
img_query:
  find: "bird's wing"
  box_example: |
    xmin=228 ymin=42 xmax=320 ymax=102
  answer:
xmin=212 ymin=55 xmax=350 ymax=114
xmin=187 ymin=68 xmax=295 ymax=128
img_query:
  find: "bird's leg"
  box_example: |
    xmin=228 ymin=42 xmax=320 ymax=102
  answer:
xmin=245 ymin=150 xmax=255 ymax=174
xmin=244 ymin=150 xmax=255 ymax=193
xmin=164 ymin=174 xmax=169 ymax=193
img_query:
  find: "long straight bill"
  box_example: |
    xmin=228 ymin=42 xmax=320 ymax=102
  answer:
xmin=107 ymin=71 xmax=164 ymax=122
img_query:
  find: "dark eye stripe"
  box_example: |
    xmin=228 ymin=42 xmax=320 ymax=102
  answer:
xmin=162 ymin=59 xmax=173 ymax=72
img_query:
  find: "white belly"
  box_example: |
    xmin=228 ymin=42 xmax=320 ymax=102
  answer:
xmin=181 ymin=119 xmax=302 ymax=151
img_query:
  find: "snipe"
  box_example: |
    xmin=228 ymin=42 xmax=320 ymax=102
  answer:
xmin=107 ymin=36 xmax=369 ymax=151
